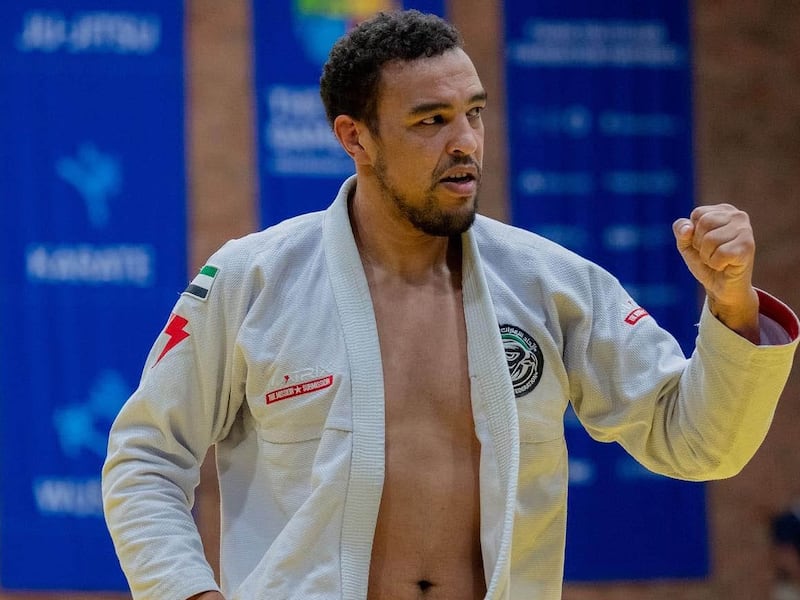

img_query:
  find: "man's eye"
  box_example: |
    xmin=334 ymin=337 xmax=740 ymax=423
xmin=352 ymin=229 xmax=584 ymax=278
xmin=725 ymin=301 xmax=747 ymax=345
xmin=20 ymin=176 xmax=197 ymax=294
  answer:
xmin=468 ymin=106 xmax=485 ymax=119
xmin=419 ymin=115 xmax=443 ymax=125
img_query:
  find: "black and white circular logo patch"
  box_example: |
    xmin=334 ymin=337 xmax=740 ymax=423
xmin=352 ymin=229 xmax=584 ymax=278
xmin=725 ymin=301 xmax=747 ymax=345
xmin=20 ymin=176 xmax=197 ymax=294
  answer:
xmin=499 ymin=324 xmax=544 ymax=397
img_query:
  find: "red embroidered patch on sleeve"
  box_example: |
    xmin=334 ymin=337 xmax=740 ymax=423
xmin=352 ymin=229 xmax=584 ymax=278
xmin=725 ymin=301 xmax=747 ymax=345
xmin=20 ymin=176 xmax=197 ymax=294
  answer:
xmin=154 ymin=313 xmax=190 ymax=365
xmin=624 ymin=307 xmax=649 ymax=325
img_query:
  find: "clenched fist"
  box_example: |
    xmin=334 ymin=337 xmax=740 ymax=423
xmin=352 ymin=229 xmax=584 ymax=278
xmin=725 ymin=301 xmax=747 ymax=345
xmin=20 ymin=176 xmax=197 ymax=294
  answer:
xmin=673 ymin=203 xmax=760 ymax=343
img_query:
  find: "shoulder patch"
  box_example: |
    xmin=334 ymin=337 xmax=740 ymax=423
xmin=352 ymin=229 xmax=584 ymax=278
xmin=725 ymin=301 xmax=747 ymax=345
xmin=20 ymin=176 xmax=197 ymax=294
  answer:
xmin=183 ymin=264 xmax=219 ymax=301
xmin=154 ymin=313 xmax=190 ymax=366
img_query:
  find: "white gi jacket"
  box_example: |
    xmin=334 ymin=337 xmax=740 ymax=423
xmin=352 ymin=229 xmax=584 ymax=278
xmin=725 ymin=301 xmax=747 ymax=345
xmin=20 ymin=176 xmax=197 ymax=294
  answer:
xmin=102 ymin=176 xmax=799 ymax=600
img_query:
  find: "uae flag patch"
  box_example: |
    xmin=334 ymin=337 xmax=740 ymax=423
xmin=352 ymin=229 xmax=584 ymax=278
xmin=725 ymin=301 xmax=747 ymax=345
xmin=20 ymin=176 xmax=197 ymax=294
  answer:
xmin=183 ymin=264 xmax=219 ymax=301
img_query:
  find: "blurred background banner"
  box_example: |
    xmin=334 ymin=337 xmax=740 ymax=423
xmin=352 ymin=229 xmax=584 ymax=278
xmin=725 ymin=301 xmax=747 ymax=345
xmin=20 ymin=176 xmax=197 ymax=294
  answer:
xmin=504 ymin=0 xmax=707 ymax=581
xmin=252 ymin=0 xmax=445 ymax=227
xmin=0 ymin=1 xmax=186 ymax=591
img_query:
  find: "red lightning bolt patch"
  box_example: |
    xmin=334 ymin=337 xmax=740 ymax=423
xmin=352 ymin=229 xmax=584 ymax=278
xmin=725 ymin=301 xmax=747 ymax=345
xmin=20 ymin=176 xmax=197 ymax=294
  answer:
xmin=154 ymin=313 xmax=190 ymax=366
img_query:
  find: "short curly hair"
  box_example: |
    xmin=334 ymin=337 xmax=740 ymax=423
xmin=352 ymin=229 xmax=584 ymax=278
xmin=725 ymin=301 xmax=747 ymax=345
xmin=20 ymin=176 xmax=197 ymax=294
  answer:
xmin=319 ymin=10 xmax=463 ymax=133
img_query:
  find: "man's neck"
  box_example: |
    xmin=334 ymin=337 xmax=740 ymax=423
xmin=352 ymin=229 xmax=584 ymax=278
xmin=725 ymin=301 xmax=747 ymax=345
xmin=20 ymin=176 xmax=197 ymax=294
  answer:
xmin=348 ymin=183 xmax=462 ymax=283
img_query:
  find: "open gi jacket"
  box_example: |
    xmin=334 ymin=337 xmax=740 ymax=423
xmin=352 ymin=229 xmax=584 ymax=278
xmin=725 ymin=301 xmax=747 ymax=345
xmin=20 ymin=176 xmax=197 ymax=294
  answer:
xmin=103 ymin=176 xmax=799 ymax=600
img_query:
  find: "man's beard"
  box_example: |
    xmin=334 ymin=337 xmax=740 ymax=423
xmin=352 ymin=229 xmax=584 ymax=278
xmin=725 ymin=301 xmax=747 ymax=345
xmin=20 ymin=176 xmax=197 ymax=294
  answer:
xmin=373 ymin=153 xmax=480 ymax=237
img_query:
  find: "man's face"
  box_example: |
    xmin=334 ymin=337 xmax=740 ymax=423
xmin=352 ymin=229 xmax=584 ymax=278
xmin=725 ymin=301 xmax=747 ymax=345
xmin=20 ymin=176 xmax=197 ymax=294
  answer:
xmin=365 ymin=48 xmax=486 ymax=237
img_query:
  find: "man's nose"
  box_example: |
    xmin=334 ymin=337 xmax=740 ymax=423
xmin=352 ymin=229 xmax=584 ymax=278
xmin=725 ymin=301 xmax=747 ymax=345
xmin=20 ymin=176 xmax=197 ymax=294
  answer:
xmin=446 ymin=115 xmax=481 ymax=156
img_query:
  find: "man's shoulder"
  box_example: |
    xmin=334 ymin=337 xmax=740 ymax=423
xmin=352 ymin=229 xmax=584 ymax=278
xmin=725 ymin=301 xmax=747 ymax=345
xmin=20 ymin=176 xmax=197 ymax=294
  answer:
xmin=185 ymin=211 xmax=326 ymax=299
xmin=217 ymin=211 xmax=325 ymax=265
xmin=471 ymin=214 xmax=583 ymax=262
xmin=470 ymin=215 xmax=615 ymax=294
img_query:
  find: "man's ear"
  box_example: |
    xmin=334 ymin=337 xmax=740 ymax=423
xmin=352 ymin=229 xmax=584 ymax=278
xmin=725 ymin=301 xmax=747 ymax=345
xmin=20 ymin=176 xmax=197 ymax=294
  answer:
xmin=333 ymin=115 xmax=373 ymax=166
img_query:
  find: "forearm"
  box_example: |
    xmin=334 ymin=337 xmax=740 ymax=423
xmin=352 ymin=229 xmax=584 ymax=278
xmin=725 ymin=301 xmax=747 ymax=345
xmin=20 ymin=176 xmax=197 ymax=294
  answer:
xmin=102 ymin=426 xmax=218 ymax=599
xmin=707 ymin=287 xmax=760 ymax=344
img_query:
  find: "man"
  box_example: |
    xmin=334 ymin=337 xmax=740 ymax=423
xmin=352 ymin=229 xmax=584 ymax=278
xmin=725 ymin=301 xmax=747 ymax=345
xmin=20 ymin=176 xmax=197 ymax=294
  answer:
xmin=102 ymin=10 xmax=799 ymax=600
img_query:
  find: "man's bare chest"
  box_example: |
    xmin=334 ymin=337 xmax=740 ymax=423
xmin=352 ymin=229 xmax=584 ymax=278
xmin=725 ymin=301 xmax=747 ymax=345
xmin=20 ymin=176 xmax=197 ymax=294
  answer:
xmin=371 ymin=281 xmax=470 ymax=410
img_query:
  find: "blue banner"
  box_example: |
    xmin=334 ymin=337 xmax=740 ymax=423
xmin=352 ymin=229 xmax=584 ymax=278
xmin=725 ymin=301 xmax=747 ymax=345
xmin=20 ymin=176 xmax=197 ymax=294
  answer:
xmin=504 ymin=0 xmax=707 ymax=581
xmin=252 ymin=0 xmax=445 ymax=227
xmin=0 ymin=1 xmax=186 ymax=591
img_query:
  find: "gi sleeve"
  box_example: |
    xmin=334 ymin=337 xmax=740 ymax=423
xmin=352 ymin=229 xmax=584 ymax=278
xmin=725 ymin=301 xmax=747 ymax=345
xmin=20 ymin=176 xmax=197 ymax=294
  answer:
xmin=566 ymin=265 xmax=799 ymax=481
xmin=102 ymin=239 xmax=251 ymax=600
